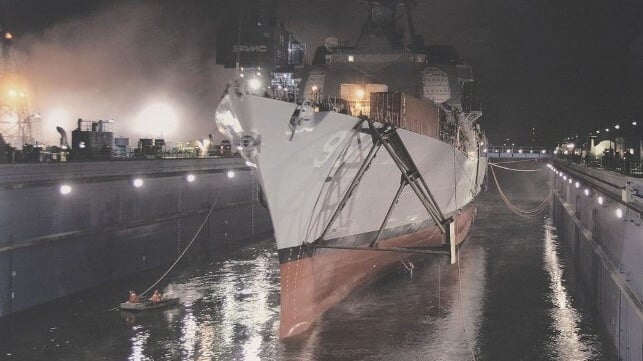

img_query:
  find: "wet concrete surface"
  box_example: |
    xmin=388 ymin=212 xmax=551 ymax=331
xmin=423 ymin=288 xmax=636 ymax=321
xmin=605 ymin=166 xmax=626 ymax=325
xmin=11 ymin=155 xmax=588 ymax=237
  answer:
xmin=0 ymin=160 xmax=617 ymax=360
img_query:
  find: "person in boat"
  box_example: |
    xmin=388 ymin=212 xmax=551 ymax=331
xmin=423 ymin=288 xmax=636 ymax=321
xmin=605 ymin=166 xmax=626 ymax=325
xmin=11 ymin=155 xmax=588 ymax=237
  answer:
xmin=128 ymin=290 xmax=140 ymax=303
xmin=149 ymin=290 xmax=163 ymax=304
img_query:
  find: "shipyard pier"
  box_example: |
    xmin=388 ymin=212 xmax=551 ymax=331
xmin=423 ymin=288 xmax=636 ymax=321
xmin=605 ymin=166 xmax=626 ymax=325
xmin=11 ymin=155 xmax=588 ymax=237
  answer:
xmin=548 ymin=158 xmax=643 ymax=361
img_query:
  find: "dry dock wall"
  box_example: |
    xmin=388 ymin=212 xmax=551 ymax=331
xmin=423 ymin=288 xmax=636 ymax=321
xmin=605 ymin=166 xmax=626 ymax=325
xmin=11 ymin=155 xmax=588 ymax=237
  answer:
xmin=0 ymin=158 xmax=272 ymax=318
xmin=550 ymin=161 xmax=643 ymax=361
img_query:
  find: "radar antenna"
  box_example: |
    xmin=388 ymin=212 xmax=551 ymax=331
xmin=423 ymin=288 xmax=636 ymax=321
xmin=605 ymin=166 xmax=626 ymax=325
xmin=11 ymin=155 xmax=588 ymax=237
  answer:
xmin=355 ymin=0 xmax=421 ymax=50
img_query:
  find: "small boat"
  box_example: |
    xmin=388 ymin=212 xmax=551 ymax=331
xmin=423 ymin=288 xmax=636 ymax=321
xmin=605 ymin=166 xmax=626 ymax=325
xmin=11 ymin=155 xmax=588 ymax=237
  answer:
xmin=119 ymin=297 xmax=180 ymax=311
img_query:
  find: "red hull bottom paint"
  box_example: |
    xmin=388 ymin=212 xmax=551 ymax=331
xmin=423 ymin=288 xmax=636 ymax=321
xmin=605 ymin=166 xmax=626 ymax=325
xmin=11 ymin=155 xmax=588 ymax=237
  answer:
xmin=279 ymin=204 xmax=476 ymax=338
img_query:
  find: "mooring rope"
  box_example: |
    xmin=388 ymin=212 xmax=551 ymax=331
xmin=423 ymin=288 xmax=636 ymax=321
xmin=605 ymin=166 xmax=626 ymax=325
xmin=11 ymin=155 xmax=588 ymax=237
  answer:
xmin=488 ymin=163 xmax=544 ymax=172
xmin=139 ymin=194 xmax=220 ymax=297
xmin=107 ymin=194 xmax=219 ymax=311
xmin=489 ymin=159 xmax=541 ymax=165
xmin=489 ymin=164 xmax=551 ymax=218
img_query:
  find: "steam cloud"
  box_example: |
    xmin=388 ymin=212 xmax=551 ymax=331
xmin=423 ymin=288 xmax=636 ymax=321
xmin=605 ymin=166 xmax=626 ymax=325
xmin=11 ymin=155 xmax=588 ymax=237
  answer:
xmin=15 ymin=1 xmax=233 ymax=145
xmin=11 ymin=0 xmax=368 ymax=146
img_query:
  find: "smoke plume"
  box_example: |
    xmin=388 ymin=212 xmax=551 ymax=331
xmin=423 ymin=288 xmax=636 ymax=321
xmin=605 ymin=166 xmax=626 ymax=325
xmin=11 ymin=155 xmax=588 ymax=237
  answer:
xmin=15 ymin=0 xmax=233 ymax=145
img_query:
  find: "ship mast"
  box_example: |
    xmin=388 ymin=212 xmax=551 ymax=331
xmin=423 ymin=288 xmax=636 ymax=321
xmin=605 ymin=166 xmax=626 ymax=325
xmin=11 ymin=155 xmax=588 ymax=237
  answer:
xmin=356 ymin=0 xmax=420 ymax=50
xmin=402 ymin=1 xmax=425 ymax=51
xmin=234 ymin=0 xmax=244 ymax=78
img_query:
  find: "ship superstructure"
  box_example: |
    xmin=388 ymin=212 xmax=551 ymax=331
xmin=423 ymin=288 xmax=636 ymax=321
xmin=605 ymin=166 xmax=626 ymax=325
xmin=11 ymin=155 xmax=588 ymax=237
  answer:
xmin=215 ymin=0 xmax=487 ymax=338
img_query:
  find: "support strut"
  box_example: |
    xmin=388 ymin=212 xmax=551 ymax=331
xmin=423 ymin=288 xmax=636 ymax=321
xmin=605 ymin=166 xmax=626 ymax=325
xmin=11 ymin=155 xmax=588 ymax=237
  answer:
xmin=369 ymin=122 xmax=451 ymax=233
xmin=317 ymin=134 xmax=382 ymax=241
xmin=313 ymin=120 xmax=458 ymax=263
xmin=369 ymin=177 xmax=407 ymax=247
xmin=312 ymin=244 xmax=450 ymax=256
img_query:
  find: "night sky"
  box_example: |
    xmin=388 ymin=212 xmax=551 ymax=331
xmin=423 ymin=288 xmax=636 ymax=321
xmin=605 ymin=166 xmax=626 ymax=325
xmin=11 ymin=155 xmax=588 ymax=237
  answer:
xmin=2 ymin=0 xmax=642 ymax=146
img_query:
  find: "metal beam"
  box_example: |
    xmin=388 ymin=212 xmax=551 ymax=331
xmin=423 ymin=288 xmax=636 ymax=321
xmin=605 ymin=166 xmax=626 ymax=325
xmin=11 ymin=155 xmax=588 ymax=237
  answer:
xmin=370 ymin=178 xmax=407 ymax=247
xmin=313 ymin=244 xmax=450 ymax=256
xmin=313 ymin=120 xmax=458 ymax=265
xmin=317 ymin=137 xmax=383 ymax=241
xmin=370 ymin=122 xmax=448 ymax=233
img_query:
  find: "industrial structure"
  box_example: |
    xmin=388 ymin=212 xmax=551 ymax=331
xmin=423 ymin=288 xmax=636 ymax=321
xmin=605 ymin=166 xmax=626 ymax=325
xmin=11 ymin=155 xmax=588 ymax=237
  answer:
xmin=0 ymin=26 xmax=39 ymax=149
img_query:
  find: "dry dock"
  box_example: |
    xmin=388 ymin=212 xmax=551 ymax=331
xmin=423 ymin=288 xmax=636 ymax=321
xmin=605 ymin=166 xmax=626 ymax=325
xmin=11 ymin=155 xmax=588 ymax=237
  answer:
xmin=550 ymin=158 xmax=643 ymax=361
xmin=0 ymin=157 xmax=272 ymax=318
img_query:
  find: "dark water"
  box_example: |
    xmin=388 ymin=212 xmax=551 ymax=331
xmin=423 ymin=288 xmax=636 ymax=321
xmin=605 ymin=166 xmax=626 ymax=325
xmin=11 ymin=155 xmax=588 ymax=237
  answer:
xmin=0 ymin=164 xmax=617 ymax=360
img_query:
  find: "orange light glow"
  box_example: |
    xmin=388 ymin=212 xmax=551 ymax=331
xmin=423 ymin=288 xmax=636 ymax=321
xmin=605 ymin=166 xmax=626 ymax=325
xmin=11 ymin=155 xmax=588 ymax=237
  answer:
xmin=1 ymin=74 xmax=32 ymax=103
xmin=4 ymin=32 xmax=12 ymax=40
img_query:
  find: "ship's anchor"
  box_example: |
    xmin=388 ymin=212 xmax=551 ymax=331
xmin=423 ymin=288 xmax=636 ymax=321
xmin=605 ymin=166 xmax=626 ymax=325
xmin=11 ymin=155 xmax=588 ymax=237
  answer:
xmin=310 ymin=119 xmax=458 ymax=264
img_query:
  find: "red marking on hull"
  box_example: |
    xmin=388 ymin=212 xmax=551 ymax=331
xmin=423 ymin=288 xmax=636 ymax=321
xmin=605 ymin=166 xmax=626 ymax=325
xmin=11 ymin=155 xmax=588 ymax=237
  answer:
xmin=279 ymin=204 xmax=476 ymax=338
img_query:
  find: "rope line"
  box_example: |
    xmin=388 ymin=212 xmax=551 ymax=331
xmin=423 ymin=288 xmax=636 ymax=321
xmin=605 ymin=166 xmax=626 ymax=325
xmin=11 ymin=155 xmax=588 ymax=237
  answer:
xmin=489 ymin=164 xmax=551 ymax=218
xmin=489 ymin=163 xmax=543 ymax=172
xmin=489 ymin=159 xmax=541 ymax=165
xmin=139 ymin=194 xmax=220 ymax=297
xmin=106 ymin=195 xmax=220 ymax=312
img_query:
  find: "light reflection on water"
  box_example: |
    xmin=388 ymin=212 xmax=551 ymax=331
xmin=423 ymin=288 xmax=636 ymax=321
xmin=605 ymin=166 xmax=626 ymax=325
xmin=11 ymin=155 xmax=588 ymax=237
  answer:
xmin=368 ymin=246 xmax=487 ymax=361
xmin=128 ymin=326 xmax=151 ymax=361
xmin=117 ymin=241 xmax=490 ymax=360
xmin=161 ymin=249 xmax=281 ymax=360
xmin=180 ymin=308 xmax=197 ymax=360
xmin=543 ymin=219 xmax=598 ymax=360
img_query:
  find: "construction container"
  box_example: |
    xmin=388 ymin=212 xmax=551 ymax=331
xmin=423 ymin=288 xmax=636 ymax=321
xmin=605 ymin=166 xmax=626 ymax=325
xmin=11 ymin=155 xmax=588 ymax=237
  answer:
xmin=370 ymin=92 xmax=440 ymax=138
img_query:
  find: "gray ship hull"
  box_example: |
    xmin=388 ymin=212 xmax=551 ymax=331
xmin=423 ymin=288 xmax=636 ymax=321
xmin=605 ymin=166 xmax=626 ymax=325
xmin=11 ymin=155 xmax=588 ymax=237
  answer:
xmin=0 ymin=158 xmax=273 ymax=318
